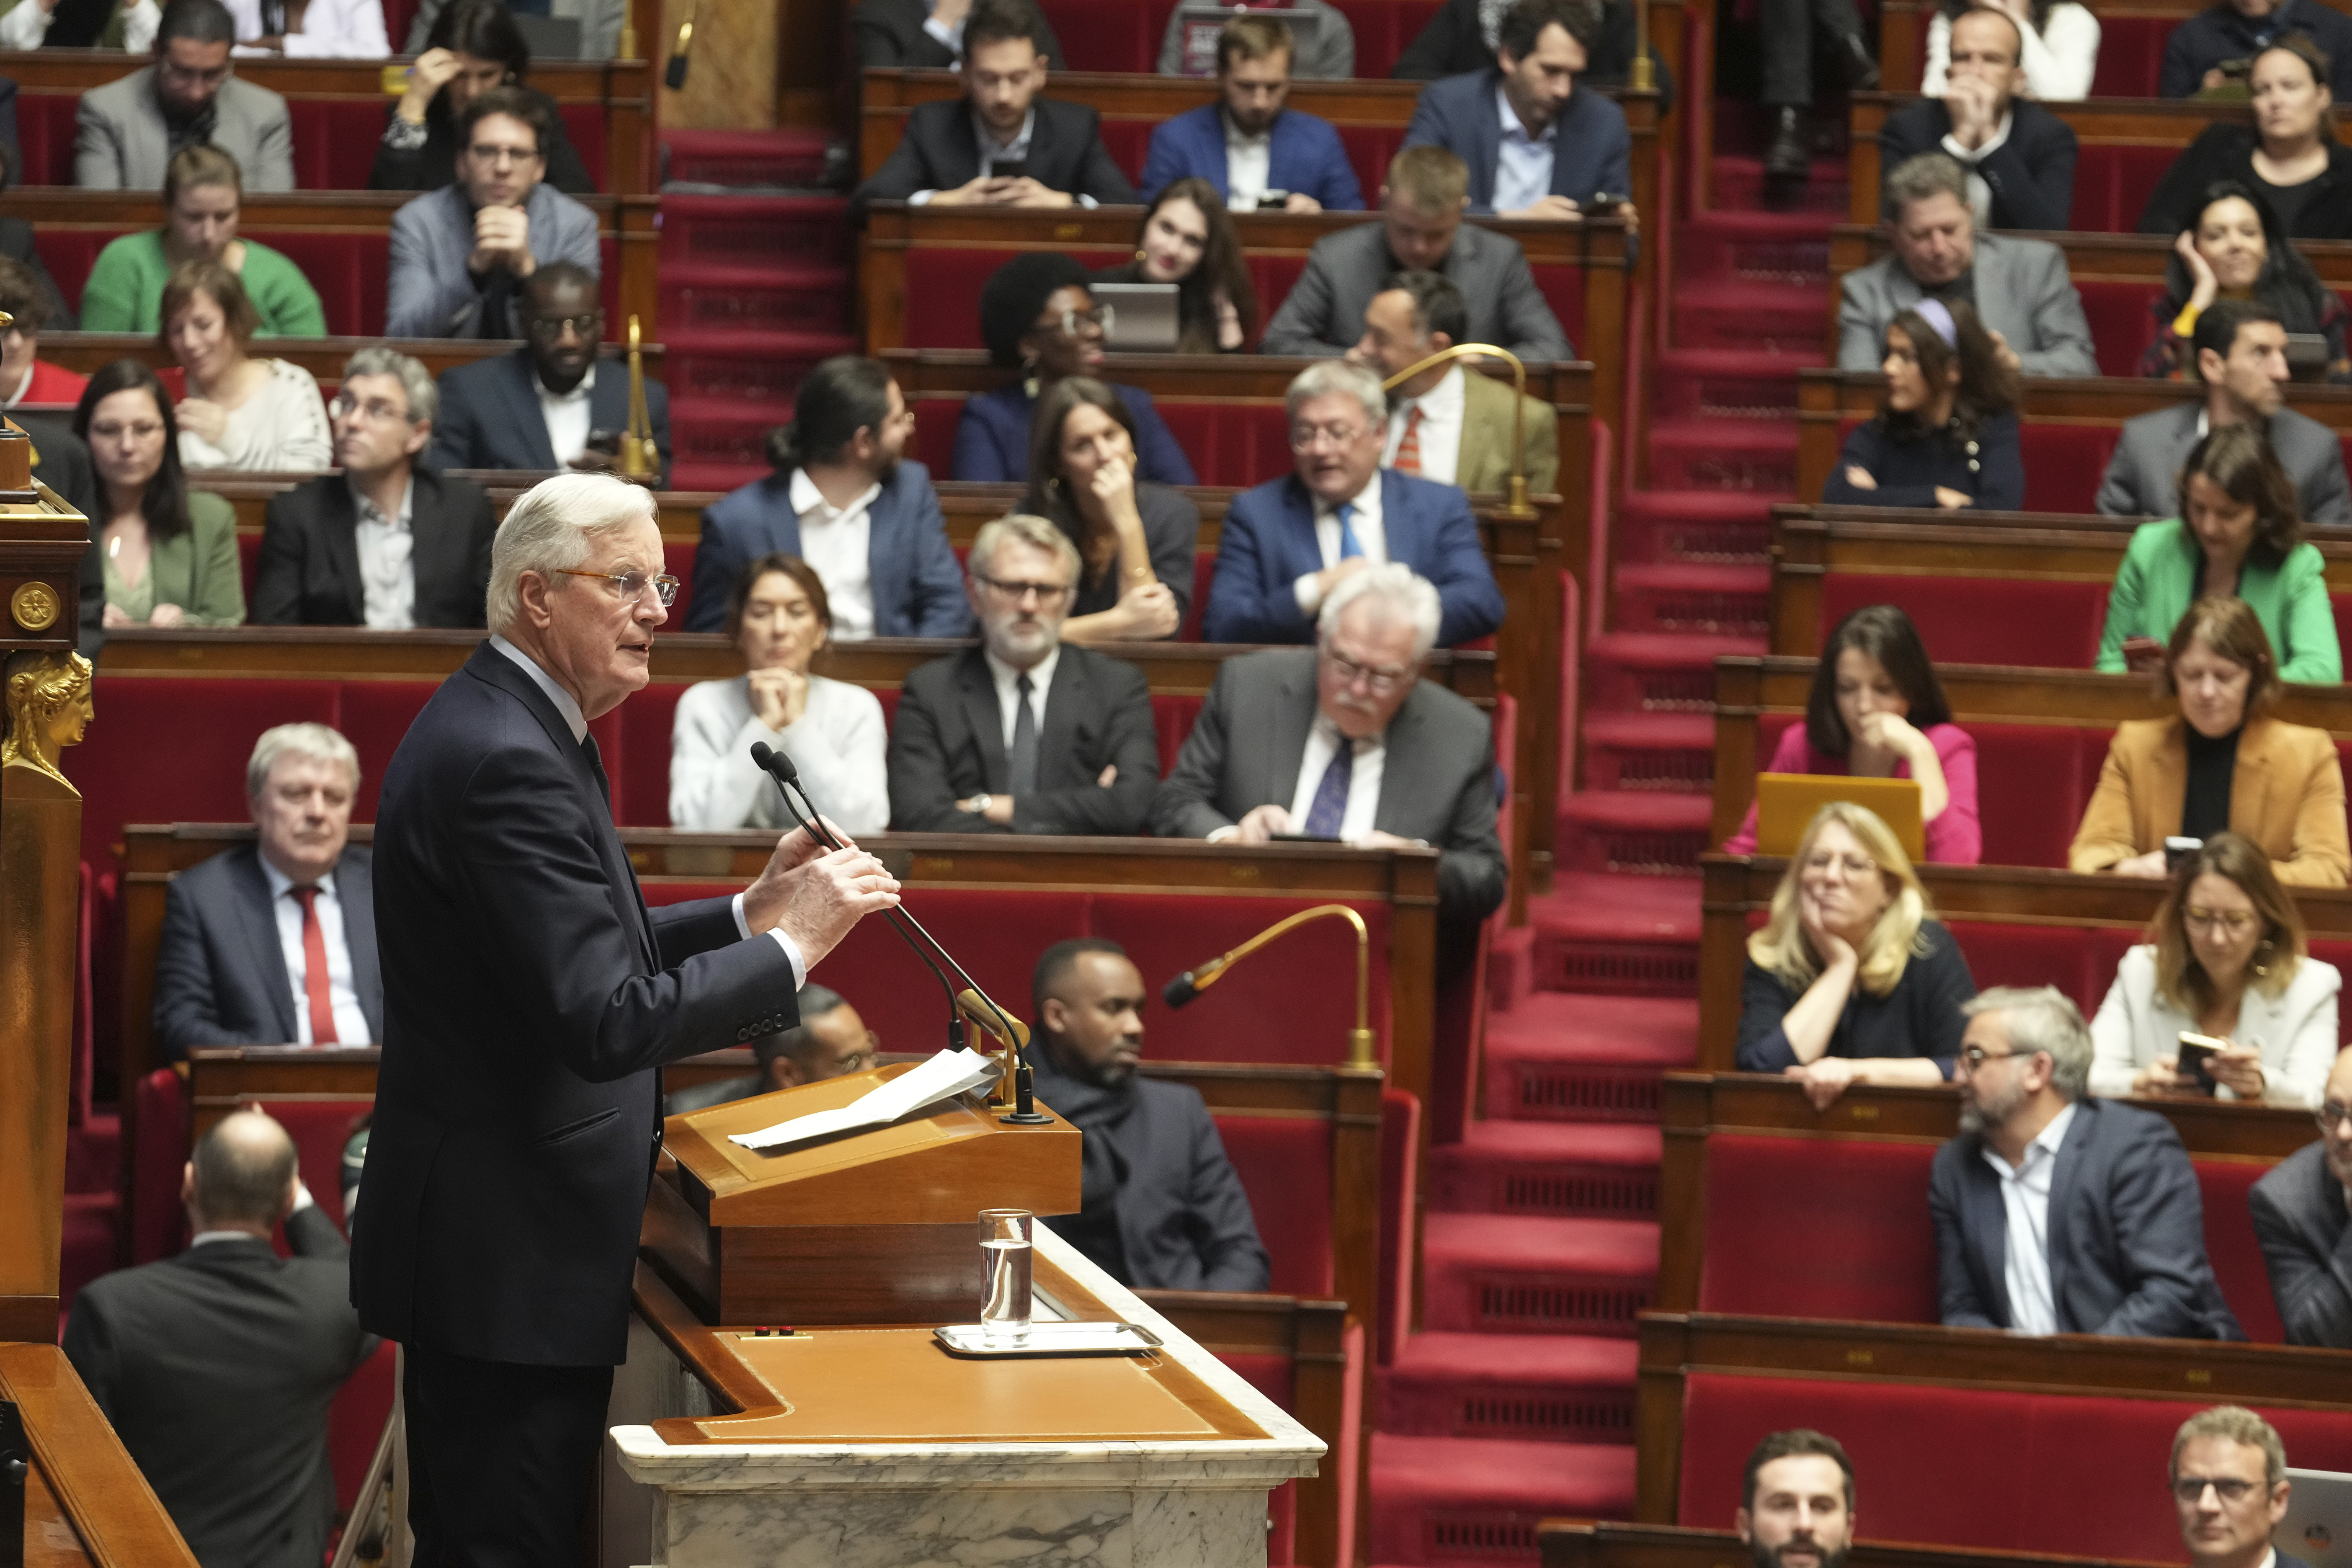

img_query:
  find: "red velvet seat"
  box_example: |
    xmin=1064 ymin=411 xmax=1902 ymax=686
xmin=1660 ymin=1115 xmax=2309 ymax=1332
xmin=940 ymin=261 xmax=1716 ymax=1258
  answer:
xmin=1817 ymin=572 xmax=2109 ymax=670
xmin=2016 ymin=423 xmax=2127 ymax=513
xmin=2086 ymin=16 xmax=2171 ymax=98
xmin=1698 ymin=1134 xmax=1940 ymax=1322
xmin=1031 ymin=0 xmax=1435 ymax=78
xmin=2066 ymin=143 xmax=2183 ymax=235
xmin=1968 ymin=721 xmax=2097 ymax=867
xmin=2073 ymin=280 xmax=2162 ymax=377
xmin=1677 ymin=1372 xmax=2352 ymax=1558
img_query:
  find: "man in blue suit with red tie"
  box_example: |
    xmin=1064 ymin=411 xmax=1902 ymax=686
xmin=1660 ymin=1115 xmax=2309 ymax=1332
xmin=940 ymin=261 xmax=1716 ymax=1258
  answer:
xmin=1203 ymin=359 xmax=1504 ymax=647
xmin=1140 ymin=16 xmax=1364 ymax=212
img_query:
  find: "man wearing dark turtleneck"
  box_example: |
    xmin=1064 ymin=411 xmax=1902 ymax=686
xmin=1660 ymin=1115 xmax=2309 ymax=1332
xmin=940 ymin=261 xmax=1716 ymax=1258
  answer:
xmin=1026 ymin=938 xmax=1271 ymax=1292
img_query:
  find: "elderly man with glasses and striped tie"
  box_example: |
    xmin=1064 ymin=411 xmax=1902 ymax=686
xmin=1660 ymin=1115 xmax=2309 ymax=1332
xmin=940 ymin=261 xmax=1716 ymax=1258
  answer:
xmin=1158 ymin=562 xmax=1508 ymax=922
xmin=886 ymin=510 xmax=1162 ymax=834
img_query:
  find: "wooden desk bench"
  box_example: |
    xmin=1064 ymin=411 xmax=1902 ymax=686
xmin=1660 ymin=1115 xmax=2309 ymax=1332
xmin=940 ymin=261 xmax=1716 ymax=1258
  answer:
xmin=1546 ymin=1517 xmax=2180 ymax=1568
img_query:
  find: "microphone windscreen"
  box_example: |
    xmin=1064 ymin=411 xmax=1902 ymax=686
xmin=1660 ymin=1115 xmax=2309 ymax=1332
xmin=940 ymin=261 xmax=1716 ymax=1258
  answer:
xmin=749 ymin=740 xmax=775 ymax=773
xmin=1162 ymin=972 xmax=1199 ymax=1009
xmin=768 ymin=745 xmax=801 ymax=784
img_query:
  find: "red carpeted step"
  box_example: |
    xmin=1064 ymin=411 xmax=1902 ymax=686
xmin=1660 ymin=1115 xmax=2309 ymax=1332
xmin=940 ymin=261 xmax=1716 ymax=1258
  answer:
xmin=1488 ymin=924 xmax=1537 ymax=1014
xmin=1556 ymin=791 xmax=1711 ymax=877
xmin=1584 ymin=631 xmax=1767 ymax=715
xmin=1648 ymin=416 xmax=1798 ymax=495
xmin=1427 ymin=1122 xmax=1662 ymax=1218
xmin=1675 ymin=208 xmax=1834 ymax=287
xmin=1370 ymin=1432 xmax=1636 ymax=1565
xmin=660 ymin=260 xmax=854 ymax=339
xmin=1612 ymin=561 xmax=1769 ymax=640
xmin=1581 ymin=709 xmax=1716 ymax=797
xmin=1671 ymin=278 xmax=1826 ymax=358
xmin=660 ymin=193 xmax=851 ymax=266
xmin=1711 ymin=155 xmax=1853 ymax=215
xmin=1483 ymin=993 xmax=1697 ymax=1120
xmin=1380 ymin=1331 xmax=1638 ymax=1443
xmin=1420 ymin=1213 xmax=1658 ymax=1337
xmin=660 ymin=130 xmax=835 ymax=189
xmin=1516 ymin=876 xmax=1701 ymax=1000
xmin=1616 ymin=490 xmax=1775 ymax=566
xmin=1648 ymin=346 xmax=1816 ymax=426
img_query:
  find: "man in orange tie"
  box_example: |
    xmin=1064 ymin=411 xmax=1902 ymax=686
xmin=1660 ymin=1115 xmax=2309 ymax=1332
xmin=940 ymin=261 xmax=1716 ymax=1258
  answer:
xmin=1346 ymin=268 xmax=1558 ymax=495
xmin=153 ymin=722 xmax=381 ymax=1056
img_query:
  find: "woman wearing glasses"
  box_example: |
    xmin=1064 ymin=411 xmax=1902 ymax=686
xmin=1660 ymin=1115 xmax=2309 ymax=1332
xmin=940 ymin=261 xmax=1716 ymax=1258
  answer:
xmin=1722 ymin=604 xmax=1981 ymax=864
xmin=2071 ymin=595 xmax=2349 ymax=886
xmin=75 ymin=359 xmax=244 ymax=628
xmin=1023 ymin=377 xmax=1196 ymax=642
xmin=2088 ymin=832 xmax=2337 ymax=1106
xmin=952 ymin=252 xmax=1199 ymax=486
xmin=162 ymin=259 xmax=332 ymax=472
xmin=1736 ymin=801 xmax=1978 ymax=1107
xmin=671 ymin=553 xmax=888 ymax=835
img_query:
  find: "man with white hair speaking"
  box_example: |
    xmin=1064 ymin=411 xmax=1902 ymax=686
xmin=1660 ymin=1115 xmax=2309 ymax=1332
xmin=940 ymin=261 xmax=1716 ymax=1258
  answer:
xmin=1156 ymin=562 xmax=1508 ymax=922
xmin=351 ymin=473 xmax=904 ymax=1564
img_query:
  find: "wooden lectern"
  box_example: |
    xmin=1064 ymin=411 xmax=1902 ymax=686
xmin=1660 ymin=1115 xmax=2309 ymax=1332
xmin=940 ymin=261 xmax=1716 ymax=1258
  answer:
xmin=644 ymin=1061 xmax=1083 ymax=1326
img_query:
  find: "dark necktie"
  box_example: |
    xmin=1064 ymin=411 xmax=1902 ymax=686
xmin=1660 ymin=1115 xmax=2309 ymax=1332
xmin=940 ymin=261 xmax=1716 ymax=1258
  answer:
xmin=581 ymin=732 xmax=612 ymax=807
xmin=1008 ymin=673 xmax=1040 ymax=796
xmin=290 ymin=887 xmax=339 ymax=1045
xmin=1302 ymin=739 xmax=1353 ymax=838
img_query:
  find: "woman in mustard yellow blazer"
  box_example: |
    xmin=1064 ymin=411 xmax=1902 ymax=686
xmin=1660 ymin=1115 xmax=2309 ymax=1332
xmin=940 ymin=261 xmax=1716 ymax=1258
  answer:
xmin=2071 ymin=595 xmax=2348 ymax=887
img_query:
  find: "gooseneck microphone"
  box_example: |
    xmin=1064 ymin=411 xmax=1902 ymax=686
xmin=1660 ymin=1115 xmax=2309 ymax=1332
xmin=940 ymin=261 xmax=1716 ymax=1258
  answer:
xmin=748 ymin=742 xmax=1050 ymax=1122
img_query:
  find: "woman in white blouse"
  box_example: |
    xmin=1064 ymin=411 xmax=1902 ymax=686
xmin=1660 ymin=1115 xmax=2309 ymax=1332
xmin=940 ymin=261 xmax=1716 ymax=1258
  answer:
xmin=1923 ymin=0 xmax=2101 ymax=100
xmin=2089 ymin=831 xmax=2340 ymax=1108
xmin=671 ymin=552 xmax=889 ymax=836
xmin=163 ymin=259 xmax=332 ymax=472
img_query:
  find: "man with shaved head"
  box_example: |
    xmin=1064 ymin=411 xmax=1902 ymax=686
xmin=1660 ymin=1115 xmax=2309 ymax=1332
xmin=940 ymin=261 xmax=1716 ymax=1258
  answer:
xmin=64 ymin=1110 xmax=374 ymax=1568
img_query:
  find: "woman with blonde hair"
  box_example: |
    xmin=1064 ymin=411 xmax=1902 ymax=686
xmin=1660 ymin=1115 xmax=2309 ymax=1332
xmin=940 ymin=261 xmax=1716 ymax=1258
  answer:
xmin=1737 ymin=800 xmax=1978 ymax=1107
xmin=2089 ymin=832 xmax=2339 ymax=1106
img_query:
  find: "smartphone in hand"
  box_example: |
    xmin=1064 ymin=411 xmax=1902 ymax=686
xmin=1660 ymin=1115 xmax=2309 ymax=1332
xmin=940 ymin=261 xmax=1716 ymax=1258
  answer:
xmin=2176 ymin=1032 xmax=2226 ymax=1096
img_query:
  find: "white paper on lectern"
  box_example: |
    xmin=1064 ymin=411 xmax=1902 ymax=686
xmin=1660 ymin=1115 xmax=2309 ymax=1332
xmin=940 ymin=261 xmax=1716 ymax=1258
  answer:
xmin=726 ymin=1047 xmax=1002 ymax=1150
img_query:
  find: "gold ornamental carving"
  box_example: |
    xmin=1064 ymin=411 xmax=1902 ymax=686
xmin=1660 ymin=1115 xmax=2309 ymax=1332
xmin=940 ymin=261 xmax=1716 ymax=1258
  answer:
xmin=0 ymin=650 xmax=93 ymax=795
xmin=8 ymin=580 xmax=58 ymax=632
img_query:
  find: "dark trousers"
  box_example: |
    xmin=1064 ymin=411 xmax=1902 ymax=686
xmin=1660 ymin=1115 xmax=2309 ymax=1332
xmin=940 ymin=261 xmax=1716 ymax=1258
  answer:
xmin=404 ymin=1344 xmax=615 ymax=1568
xmin=1759 ymin=0 xmax=1867 ymax=104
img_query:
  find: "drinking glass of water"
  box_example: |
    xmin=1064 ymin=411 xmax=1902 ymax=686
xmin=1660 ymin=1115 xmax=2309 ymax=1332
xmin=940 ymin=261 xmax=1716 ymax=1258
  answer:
xmin=978 ymin=1208 xmax=1033 ymax=1344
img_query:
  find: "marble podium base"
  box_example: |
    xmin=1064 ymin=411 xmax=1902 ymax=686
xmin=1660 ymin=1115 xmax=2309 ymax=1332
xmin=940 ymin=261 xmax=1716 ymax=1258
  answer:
xmin=602 ymin=1225 xmax=1324 ymax=1568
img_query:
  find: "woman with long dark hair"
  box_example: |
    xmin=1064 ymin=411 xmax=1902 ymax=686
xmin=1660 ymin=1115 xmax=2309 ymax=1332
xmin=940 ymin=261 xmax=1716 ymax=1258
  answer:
xmin=2140 ymin=36 xmax=2352 ymax=240
xmin=75 ymin=359 xmax=242 ymax=628
xmin=1723 ymin=603 xmax=1981 ymax=864
xmin=1091 ymin=180 xmax=1259 ymax=354
xmin=1022 ymin=377 xmax=1197 ymax=641
xmin=1922 ymin=0 xmax=2099 ymax=101
xmin=2139 ymin=182 xmax=2349 ymax=380
xmin=370 ymin=0 xmax=597 ymax=193
xmin=1822 ymin=297 xmax=2024 ymax=509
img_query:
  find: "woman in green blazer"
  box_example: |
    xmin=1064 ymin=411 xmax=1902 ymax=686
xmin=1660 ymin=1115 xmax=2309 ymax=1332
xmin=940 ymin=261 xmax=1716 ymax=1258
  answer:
xmin=2096 ymin=423 xmax=2340 ymax=683
xmin=75 ymin=359 xmax=245 ymax=629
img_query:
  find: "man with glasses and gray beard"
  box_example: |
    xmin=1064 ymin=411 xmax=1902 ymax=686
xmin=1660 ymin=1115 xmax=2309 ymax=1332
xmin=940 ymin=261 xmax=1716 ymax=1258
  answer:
xmin=2251 ymin=1045 xmax=2352 ymax=1345
xmin=1929 ymin=985 xmax=2243 ymax=1338
xmin=885 ymin=512 xmax=1160 ymax=834
xmin=1734 ymin=1429 xmax=1856 ymax=1568
xmin=1156 ymin=562 xmax=1506 ymax=923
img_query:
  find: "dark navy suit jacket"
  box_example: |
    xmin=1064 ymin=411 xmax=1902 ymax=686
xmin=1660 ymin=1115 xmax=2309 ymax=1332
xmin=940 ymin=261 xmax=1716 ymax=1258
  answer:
xmin=351 ymin=642 xmax=798 ymax=1366
xmin=428 ymin=348 xmax=673 ymax=488
xmin=1401 ymin=69 xmax=1631 ymax=216
xmin=682 ymin=460 xmax=974 ymax=637
xmin=1139 ymin=104 xmax=1365 ymax=211
xmin=951 ymin=381 xmax=1197 ymax=485
xmin=1929 ymin=1096 xmax=2245 ymax=1341
xmin=152 ymin=843 xmax=382 ymax=1061
xmin=1202 ymin=469 xmax=1506 ymax=647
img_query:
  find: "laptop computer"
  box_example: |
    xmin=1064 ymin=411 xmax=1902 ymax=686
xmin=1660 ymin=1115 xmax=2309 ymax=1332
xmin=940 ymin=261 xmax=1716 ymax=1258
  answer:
xmin=1752 ymin=774 xmax=1925 ymax=864
xmin=1170 ymin=4 xmax=1325 ymax=77
xmin=1093 ymin=283 xmax=1181 ymax=353
xmin=2280 ymin=1468 xmax=2352 ymax=1568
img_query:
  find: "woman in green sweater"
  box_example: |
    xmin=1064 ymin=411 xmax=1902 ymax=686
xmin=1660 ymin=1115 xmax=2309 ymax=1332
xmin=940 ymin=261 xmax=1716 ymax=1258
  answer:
xmin=78 ymin=145 xmax=327 ymax=338
xmin=74 ymin=359 xmax=243 ymax=629
xmin=2096 ymin=422 xmax=2342 ymax=683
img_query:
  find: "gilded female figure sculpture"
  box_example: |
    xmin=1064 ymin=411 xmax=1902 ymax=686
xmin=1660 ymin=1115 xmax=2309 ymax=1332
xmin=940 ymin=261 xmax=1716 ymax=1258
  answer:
xmin=1 ymin=650 xmax=94 ymax=794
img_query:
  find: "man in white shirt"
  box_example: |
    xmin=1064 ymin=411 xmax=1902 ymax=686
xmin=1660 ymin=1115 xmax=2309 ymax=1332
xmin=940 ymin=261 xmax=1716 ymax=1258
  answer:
xmin=2168 ymin=1407 xmax=2303 ymax=1568
xmin=1348 ymin=267 xmax=1560 ymax=494
xmin=152 ymin=723 xmax=384 ymax=1056
xmin=1928 ymin=986 xmax=2244 ymax=1339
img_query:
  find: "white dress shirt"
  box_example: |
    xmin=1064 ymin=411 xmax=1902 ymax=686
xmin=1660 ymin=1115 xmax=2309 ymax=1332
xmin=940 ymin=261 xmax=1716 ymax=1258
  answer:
xmin=260 ymin=858 xmax=373 ymax=1045
xmin=1982 ymin=1098 xmax=2078 ymax=1336
xmin=984 ymin=644 xmax=1059 ymax=750
xmin=488 ymin=636 xmax=811 ymax=993
xmin=1285 ymin=712 xmax=1387 ymax=841
xmin=0 ymin=0 xmax=156 ymax=47
xmin=787 ymin=468 xmax=880 ymax=641
xmin=1941 ymin=109 xmax=2015 ymax=229
xmin=920 ymin=0 xmax=963 ymax=55
xmin=536 ymin=363 xmax=596 ymax=468
xmin=1292 ymin=474 xmax=1387 ymax=614
xmin=352 ymin=475 xmax=416 ymax=630
xmin=1492 ymin=82 xmax=1557 ymax=214
xmin=224 ymin=0 xmax=391 ymax=54
xmin=1384 ymin=364 xmax=1467 ymax=486
xmin=1922 ymin=3 xmax=2102 ymax=101
xmin=1225 ymin=121 xmax=1273 ymax=210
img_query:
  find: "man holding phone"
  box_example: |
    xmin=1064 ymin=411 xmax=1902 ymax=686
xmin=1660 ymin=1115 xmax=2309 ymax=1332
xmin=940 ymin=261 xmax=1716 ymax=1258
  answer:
xmin=1139 ymin=16 xmax=1365 ymax=212
xmin=850 ymin=0 xmax=1134 ymax=220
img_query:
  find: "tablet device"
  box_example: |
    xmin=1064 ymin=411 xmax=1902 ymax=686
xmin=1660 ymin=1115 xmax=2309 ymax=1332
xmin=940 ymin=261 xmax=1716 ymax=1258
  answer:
xmin=1093 ymin=283 xmax=1180 ymax=353
xmin=1752 ymin=774 xmax=1925 ymax=863
xmin=2280 ymin=1468 xmax=2352 ymax=1568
